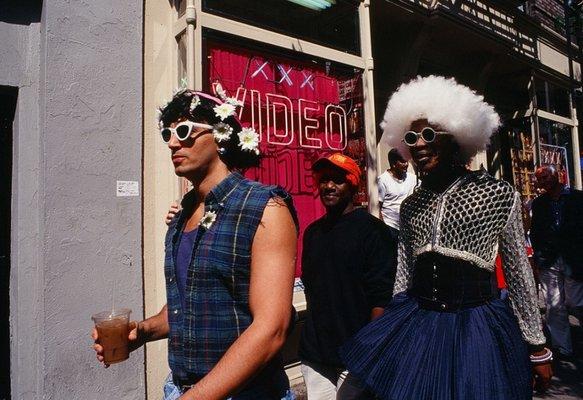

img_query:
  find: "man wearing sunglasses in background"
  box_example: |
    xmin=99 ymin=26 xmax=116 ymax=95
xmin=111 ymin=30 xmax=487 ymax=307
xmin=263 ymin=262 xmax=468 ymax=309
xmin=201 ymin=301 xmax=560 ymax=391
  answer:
xmin=299 ymin=153 xmax=397 ymax=400
xmin=93 ymin=89 xmax=298 ymax=400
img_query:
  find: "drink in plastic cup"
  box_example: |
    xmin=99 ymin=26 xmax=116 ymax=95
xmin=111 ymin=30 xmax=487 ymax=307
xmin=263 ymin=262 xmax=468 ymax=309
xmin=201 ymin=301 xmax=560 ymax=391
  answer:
xmin=92 ymin=308 xmax=131 ymax=364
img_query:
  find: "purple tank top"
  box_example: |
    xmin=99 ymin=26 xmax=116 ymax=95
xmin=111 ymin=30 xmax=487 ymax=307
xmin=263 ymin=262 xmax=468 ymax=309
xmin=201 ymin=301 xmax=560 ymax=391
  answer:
xmin=176 ymin=228 xmax=198 ymax=309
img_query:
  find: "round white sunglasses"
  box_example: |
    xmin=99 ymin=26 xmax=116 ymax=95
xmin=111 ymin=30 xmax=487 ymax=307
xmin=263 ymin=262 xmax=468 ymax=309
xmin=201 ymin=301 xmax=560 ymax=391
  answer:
xmin=402 ymin=127 xmax=447 ymax=146
xmin=160 ymin=121 xmax=213 ymax=143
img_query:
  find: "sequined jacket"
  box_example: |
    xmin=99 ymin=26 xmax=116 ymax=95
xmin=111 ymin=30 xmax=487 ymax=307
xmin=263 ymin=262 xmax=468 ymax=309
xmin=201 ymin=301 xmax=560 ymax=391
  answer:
xmin=394 ymin=170 xmax=545 ymax=345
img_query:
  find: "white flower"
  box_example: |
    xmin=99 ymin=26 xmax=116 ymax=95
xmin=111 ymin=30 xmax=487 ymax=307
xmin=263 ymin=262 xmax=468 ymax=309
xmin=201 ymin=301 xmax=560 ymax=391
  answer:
xmin=237 ymin=127 xmax=260 ymax=153
xmin=212 ymin=122 xmax=233 ymax=142
xmin=215 ymin=83 xmax=227 ymax=100
xmin=190 ymin=95 xmax=200 ymax=112
xmin=199 ymin=210 xmax=217 ymax=230
xmin=213 ymin=103 xmax=236 ymax=121
xmin=225 ymin=97 xmax=243 ymax=107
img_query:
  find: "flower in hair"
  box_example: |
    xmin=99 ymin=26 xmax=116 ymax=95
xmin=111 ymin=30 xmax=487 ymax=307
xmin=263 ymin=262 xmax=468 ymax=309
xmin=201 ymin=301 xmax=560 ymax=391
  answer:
xmin=212 ymin=122 xmax=233 ymax=142
xmin=237 ymin=127 xmax=260 ymax=154
xmin=199 ymin=210 xmax=217 ymax=230
xmin=215 ymin=83 xmax=227 ymax=100
xmin=225 ymin=97 xmax=243 ymax=107
xmin=213 ymin=103 xmax=236 ymax=121
xmin=190 ymin=95 xmax=200 ymax=112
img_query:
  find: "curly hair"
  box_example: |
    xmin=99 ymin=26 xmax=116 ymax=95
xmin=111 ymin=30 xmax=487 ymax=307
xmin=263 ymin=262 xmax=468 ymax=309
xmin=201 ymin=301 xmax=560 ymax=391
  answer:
xmin=159 ymin=89 xmax=260 ymax=169
xmin=380 ymin=75 xmax=500 ymax=164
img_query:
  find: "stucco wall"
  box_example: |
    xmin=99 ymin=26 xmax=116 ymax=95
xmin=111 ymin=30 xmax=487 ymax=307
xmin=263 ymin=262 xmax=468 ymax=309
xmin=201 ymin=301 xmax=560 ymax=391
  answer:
xmin=40 ymin=1 xmax=145 ymax=398
xmin=2 ymin=0 xmax=145 ymax=398
xmin=1 ymin=8 xmax=44 ymax=399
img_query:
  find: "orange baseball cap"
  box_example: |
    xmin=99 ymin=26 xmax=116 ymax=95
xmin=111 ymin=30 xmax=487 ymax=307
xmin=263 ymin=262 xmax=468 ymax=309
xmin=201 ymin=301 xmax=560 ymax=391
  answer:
xmin=312 ymin=153 xmax=361 ymax=187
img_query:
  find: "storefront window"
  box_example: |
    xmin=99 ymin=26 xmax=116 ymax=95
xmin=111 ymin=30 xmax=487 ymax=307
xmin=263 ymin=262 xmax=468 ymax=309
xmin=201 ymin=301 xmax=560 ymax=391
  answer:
xmin=508 ymin=120 xmax=536 ymax=201
xmin=202 ymin=0 xmax=360 ymax=55
xmin=535 ymin=78 xmax=571 ymax=118
xmin=205 ymin=39 xmax=366 ymax=276
xmin=538 ymin=118 xmax=574 ymax=187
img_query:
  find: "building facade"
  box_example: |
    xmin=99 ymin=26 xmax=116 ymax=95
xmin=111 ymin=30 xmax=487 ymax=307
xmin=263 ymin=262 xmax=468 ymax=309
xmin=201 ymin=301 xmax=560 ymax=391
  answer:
xmin=1 ymin=1 xmax=144 ymax=399
xmin=3 ymin=0 xmax=583 ymax=399
xmin=371 ymin=0 xmax=583 ymax=197
xmin=143 ymin=1 xmax=378 ymax=396
xmin=143 ymin=0 xmax=583 ymax=396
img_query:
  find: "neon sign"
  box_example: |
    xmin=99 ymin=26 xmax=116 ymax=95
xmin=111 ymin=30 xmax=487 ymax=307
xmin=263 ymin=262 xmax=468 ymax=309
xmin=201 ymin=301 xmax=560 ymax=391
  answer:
xmin=212 ymin=84 xmax=348 ymax=151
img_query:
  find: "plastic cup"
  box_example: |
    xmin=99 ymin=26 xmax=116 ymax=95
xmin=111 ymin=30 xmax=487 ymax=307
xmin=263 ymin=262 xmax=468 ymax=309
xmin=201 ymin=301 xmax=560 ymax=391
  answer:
xmin=92 ymin=308 xmax=132 ymax=364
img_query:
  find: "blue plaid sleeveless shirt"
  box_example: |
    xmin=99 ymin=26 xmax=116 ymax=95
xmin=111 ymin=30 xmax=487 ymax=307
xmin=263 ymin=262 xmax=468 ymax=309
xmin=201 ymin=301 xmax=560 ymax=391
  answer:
xmin=164 ymin=172 xmax=297 ymax=395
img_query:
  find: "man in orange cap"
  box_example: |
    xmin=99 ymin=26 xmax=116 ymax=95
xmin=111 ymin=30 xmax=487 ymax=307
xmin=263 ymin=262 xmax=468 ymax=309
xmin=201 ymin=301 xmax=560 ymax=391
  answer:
xmin=299 ymin=153 xmax=397 ymax=399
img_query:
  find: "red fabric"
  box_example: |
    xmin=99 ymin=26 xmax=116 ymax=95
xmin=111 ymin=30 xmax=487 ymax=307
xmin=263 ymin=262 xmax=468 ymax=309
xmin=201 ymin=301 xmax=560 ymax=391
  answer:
xmin=495 ymin=254 xmax=506 ymax=289
xmin=208 ymin=45 xmax=339 ymax=106
xmin=207 ymin=42 xmax=359 ymax=276
xmin=496 ymin=245 xmax=533 ymax=290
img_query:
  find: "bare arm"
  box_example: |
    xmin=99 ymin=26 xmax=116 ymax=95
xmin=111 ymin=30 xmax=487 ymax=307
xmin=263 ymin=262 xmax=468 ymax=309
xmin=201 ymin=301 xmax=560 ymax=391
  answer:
xmin=180 ymin=199 xmax=297 ymax=400
xmin=135 ymin=304 xmax=170 ymax=346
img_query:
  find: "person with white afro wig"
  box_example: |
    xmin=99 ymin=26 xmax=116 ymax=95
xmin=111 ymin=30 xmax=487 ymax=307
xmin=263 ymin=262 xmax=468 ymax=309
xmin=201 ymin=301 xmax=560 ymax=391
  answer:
xmin=339 ymin=77 xmax=553 ymax=399
xmin=380 ymin=75 xmax=500 ymax=166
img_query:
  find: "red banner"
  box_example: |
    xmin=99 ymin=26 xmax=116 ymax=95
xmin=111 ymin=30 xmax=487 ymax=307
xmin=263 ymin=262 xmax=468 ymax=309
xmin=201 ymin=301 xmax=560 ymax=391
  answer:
xmin=207 ymin=42 xmax=367 ymax=276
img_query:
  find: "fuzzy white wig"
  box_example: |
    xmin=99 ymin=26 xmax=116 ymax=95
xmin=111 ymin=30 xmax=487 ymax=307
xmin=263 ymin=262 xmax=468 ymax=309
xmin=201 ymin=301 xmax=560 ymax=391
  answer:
xmin=380 ymin=75 xmax=500 ymax=163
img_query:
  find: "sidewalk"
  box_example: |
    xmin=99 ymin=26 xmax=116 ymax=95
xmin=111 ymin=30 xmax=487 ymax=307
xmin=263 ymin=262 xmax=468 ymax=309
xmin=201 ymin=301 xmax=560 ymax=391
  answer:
xmin=534 ymin=315 xmax=583 ymax=400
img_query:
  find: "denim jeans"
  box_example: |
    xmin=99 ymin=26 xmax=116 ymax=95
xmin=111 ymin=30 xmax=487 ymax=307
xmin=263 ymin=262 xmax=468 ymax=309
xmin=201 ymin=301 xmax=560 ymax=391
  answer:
xmin=162 ymin=374 xmax=295 ymax=400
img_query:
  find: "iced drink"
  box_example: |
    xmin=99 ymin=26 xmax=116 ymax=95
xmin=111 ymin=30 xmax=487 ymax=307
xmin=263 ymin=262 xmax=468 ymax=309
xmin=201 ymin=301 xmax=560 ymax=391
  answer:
xmin=92 ymin=308 xmax=131 ymax=364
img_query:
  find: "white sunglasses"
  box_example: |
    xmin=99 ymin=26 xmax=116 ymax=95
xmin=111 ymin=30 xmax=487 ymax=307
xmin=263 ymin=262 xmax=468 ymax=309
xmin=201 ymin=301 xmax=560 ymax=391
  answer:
xmin=402 ymin=127 xmax=448 ymax=146
xmin=160 ymin=121 xmax=213 ymax=143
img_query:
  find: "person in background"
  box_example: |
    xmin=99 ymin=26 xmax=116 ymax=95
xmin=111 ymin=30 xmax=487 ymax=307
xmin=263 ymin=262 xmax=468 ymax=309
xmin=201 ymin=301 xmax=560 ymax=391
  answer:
xmin=94 ymin=89 xmax=298 ymax=400
xmin=299 ymin=153 xmax=397 ymax=400
xmin=531 ymin=165 xmax=583 ymax=359
xmin=341 ymin=76 xmax=552 ymax=399
xmin=377 ymin=148 xmax=417 ymax=241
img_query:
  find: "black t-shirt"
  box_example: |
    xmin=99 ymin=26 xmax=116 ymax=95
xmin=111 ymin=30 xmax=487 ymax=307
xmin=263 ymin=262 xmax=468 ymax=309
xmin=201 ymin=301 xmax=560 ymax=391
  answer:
xmin=299 ymin=208 xmax=397 ymax=367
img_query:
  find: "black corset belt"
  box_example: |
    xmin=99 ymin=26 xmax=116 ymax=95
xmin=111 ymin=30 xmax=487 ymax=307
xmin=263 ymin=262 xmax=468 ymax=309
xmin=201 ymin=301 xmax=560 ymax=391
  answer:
xmin=409 ymin=253 xmax=497 ymax=312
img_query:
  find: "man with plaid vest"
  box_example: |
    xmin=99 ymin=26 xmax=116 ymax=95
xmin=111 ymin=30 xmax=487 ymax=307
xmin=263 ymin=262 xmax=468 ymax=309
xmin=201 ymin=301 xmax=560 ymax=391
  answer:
xmin=93 ymin=90 xmax=298 ymax=399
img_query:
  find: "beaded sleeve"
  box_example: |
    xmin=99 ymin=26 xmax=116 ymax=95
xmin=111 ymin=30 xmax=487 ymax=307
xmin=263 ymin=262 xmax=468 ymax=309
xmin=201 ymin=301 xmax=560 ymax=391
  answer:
xmin=393 ymin=229 xmax=413 ymax=295
xmin=393 ymin=209 xmax=414 ymax=296
xmin=499 ymin=192 xmax=546 ymax=345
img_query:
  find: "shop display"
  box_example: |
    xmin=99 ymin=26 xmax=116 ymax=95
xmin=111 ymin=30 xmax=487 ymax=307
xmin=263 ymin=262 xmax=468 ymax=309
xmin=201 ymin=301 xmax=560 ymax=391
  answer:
xmin=540 ymin=144 xmax=570 ymax=187
xmin=509 ymin=128 xmax=536 ymax=201
xmin=200 ymin=41 xmax=367 ymax=275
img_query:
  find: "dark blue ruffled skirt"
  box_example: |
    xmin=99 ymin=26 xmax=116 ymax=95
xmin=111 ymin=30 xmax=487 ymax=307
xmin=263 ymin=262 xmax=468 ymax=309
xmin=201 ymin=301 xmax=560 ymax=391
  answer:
xmin=340 ymin=293 xmax=532 ymax=400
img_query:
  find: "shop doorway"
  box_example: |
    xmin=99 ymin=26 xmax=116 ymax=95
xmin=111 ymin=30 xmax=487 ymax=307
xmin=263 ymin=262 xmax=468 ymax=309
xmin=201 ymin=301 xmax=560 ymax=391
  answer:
xmin=0 ymin=86 xmax=17 ymax=400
